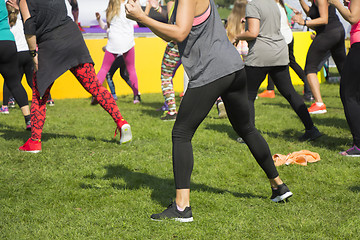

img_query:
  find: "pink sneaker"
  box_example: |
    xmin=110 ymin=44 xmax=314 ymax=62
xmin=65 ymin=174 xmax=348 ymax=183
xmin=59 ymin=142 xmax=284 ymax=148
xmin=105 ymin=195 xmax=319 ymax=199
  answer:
xmin=19 ymin=138 xmax=42 ymax=153
xmin=133 ymin=95 xmax=141 ymax=104
xmin=0 ymin=106 xmax=9 ymax=114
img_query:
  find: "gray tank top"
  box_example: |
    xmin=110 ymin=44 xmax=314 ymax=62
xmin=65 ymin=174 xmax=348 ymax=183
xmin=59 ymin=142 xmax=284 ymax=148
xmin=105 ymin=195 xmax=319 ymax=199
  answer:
xmin=171 ymin=0 xmax=244 ymax=88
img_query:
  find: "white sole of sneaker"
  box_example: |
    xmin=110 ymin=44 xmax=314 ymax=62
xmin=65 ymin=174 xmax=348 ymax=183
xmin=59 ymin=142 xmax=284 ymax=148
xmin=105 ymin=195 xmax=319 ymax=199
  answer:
xmin=339 ymin=152 xmax=360 ymax=157
xmin=175 ymin=217 xmax=193 ymax=222
xmin=309 ymin=110 xmax=327 ymax=114
xmin=272 ymin=191 xmax=293 ymax=202
xmin=18 ymin=149 xmax=41 ymax=153
xmin=151 ymin=217 xmax=193 ymax=222
xmin=161 ymin=118 xmax=176 ymax=122
xmin=0 ymin=112 xmax=9 ymax=114
xmin=120 ymin=124 xmax=132 ymax=144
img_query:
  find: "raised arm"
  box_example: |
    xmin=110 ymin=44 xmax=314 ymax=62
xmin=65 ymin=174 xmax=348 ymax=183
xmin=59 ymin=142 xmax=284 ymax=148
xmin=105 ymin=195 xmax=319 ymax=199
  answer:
xmin=125 ymin=0 xmax=195 ymax=42
xmin=328 ymin=0 xmax=360 ymax=24
xmin=95 ymin=12 xmax=108 ymax=30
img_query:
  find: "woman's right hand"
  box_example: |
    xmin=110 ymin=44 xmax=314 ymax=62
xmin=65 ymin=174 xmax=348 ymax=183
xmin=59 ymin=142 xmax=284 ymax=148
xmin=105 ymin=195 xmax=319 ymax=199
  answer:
xmin=148 ymin=0 xmax=160 ymax=9
xmin=6 ymin=0 xmax=19 ymax=10
xmin=292 ymin=12 xmax=305 ymax=25
xmin=125 ymin=0 xmax=146 ymax=22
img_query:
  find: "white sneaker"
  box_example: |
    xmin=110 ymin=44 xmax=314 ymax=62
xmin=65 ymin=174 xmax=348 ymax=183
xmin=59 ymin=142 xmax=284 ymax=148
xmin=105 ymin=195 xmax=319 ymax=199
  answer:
xmin=119 ymin=124 xmax=132 ymax=144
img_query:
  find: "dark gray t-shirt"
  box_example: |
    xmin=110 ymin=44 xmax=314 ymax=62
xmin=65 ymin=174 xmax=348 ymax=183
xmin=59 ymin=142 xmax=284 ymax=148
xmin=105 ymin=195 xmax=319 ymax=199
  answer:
xmin=245 ymin=0 xmax=289 ymax=67
xmin=171 ymin=0 xmax=244 ymax=88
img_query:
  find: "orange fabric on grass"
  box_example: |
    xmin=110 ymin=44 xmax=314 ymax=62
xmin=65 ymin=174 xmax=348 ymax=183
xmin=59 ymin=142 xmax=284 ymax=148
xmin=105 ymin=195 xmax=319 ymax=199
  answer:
xmin=273 ymin=150 xmax=320 ymax=166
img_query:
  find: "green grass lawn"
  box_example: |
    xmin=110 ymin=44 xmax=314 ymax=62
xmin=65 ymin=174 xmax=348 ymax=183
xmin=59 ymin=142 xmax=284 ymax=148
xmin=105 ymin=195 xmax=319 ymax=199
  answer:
xmin=1 ymin=83 xmax=359 ymax=239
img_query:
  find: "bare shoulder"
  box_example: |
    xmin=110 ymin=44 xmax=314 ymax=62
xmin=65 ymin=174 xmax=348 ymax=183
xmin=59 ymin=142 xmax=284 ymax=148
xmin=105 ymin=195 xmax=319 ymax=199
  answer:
xmin=194 ymin=0 xmax=210 ymax=15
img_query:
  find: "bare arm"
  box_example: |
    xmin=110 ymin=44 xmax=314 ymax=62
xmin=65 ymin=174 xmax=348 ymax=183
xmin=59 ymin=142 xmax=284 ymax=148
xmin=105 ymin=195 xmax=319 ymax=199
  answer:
xmin=286 ymin=3 xmax=300 ymax=13
xmin=125 ymin=0 xmax=195 ymax=42
xmin=144 ymin=0 xmax=151 ymax=15
xmin=329 ymin=0 xmax=360 ymax=24
xmin=293 ymin=0 xmax=329 ymax=28
xmin=19 ymin=0 xmax=38 ymax=71
xmin=147 ymin=0 xmax=168 ymax=17
xmin=235 ymin=18 xmax=260 ymax=42
xmin=299 ymin=0 xmax=311 ymax=15
xmin=95 ymin=12 xmax=108 ymax=30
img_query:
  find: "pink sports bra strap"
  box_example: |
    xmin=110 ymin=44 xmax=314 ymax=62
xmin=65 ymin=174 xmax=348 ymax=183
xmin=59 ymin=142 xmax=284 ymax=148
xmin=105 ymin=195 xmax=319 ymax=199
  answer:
xmin=193 ymin=4 xmax=211 ymax=26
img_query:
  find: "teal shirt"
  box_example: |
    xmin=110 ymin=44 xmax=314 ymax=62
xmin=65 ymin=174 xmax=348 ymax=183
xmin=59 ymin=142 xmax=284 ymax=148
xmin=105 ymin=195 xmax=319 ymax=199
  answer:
xmin=0 ymin=0 xmax=15 ymax=41
xmin=284 ymin=4 xmax=293 ymax=24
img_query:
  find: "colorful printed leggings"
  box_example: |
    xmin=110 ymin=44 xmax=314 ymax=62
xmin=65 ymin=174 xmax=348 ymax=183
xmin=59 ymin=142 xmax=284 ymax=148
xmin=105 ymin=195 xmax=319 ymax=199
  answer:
xmin=161 ymin=42 xmax=181 ymax=112
xmin=31 ymin=63 xmax=123 ymax=140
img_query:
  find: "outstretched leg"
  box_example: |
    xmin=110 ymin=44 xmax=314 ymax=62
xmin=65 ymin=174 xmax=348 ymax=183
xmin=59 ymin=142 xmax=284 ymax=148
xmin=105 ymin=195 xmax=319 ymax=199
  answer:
xmin=70 ymin=63 xmax=124 ymax=122
xmin=71 ymin=63 xmax=132 ymax=144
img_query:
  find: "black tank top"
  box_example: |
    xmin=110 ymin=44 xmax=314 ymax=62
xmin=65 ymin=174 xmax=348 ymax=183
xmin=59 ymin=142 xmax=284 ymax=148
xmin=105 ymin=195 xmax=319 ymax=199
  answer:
xmin=308 ymin=1 xmax=343 ymax=33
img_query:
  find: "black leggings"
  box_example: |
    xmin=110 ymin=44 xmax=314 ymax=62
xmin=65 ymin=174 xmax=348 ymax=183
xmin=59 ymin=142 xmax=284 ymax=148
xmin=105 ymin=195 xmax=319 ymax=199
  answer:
xmin=340 ymin=42 xmax=360 ymax=146
xmin=3 ymin=51 xmax=35 ymax=105
xmin=172 ymin=69 xmax=279 ymax=189
xmin=246 ymin=65 xmax=314 ymax=130
xmin=0 ymin=41 xmax=28 ymax=107
xmin=305 ymin=27 xmax=346 ymax=75
xmin=267 ymin=39 xmax=311 ymax=95
xmin=106 ymin=55 xmax=131 ymax=95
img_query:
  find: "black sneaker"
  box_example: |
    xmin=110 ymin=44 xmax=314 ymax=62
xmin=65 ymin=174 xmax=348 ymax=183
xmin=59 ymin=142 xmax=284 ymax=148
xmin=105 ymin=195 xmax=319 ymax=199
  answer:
xmin=160 ymin=112 xmax=177 ymax=121
xmin=8 ymin=98 xmax=16 ymax=108
xmin=46 ymin=99 xmax=55 ymax=106
xmin=303 ymin=94 xmax=314 ymax=102
xmin=299 ymin=126 xmax=322 ymax=141
xmin=26 ymin=120 xmax=31 ymax=131
xmin=151 ymin=201 xmax=193 ymax=222
xmin=271 ymin=183 xmax=293 ymax=203
xmin=90 ymin=96 xmax=99 ymax=105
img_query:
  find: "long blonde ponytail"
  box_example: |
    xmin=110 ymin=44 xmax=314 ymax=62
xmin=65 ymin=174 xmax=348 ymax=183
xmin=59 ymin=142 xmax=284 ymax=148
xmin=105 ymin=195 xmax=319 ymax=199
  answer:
xmin=106 ymin=0 xmax=122 ymax=23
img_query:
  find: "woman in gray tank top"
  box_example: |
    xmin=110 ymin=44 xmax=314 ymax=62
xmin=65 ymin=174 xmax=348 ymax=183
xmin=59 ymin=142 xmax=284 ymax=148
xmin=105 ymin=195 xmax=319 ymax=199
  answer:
xmin=235 ymin=0 xmax=322 ymax=142
xmin=126 ymin=0 xmax=293 ymax=222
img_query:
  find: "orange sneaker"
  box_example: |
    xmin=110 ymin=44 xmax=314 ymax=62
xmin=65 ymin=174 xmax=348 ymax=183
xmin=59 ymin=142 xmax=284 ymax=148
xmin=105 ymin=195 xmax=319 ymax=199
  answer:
xmin=308 ymin=103 xmax=327 ymax=114
xmin=258 ymin=90 xmax=275 ymax=98
xmin=19 ymin=138 xmax=42 ymax=153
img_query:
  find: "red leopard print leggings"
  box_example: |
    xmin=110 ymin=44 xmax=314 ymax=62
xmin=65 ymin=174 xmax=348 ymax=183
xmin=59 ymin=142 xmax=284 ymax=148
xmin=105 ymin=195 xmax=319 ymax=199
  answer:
xmin=31 ymin=63 xmax=123 ymax=140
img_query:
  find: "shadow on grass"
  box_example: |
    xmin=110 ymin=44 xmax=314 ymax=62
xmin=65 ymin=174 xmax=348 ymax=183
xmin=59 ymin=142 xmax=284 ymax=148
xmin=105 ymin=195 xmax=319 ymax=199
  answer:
xmin=349 ymin=186 xmax=360 ymax=193
xmin=204 ymin=123 xmax=349 ymax=151
xmin=80 ymin=164 xmax=266 ymax=206
xmin=204 ymin=123 xmax=238 ymax=140
xmin=0 ymin=122 xmax=114 ymax=143
xmin=313 ymin=116 xmax=348 ymax=130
